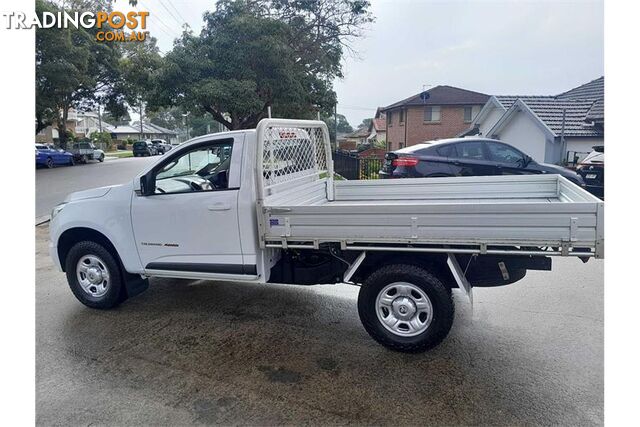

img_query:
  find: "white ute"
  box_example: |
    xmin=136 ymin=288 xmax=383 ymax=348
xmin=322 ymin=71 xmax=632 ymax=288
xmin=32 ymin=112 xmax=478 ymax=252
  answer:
xmin=49 ymin=119 xmax=604 ymax=352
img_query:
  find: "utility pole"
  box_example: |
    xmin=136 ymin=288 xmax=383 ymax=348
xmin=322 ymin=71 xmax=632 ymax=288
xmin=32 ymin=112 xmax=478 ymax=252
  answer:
xmin=139 ymin=102 xmax=144 ymax=140
xmin=182 ymin=112 xmax=190 ymax=140
xmin=98 ymin=104 xmax=102 ymax=133
xmin=334 ymin=103 xmax=338 ymax=150
xmin=560 ymin=108 xmax=567 ymax=164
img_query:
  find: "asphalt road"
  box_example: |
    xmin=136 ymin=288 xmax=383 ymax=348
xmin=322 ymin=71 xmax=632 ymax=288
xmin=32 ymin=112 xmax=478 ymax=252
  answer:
xmin=36 ymin=224 xmax=604 ymax=425
xmin=35 ymin=156 xmax=157 ymax=218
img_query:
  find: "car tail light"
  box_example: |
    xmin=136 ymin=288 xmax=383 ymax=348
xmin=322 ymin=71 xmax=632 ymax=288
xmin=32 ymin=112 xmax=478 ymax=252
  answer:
xmin=392 ymin=157 xmax=419 ymax=167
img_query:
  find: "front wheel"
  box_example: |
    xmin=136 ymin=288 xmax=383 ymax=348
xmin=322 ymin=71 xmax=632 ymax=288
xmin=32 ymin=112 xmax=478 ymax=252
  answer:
xmin=98 ymin=154 xmax=104 ymax=162
xmin=65 ymin=241 xmax=127 ymax=309
xmin=46 ymin=157 xmax=54 ymax=168
xmin=358 ymin=264 xmax=454 ymax=353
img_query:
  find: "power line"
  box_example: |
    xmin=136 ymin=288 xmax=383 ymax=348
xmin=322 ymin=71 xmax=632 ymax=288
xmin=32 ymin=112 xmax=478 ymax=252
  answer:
xmin=138 ymin=0 xmax=181 ymax=39
xmin=167 ymin=1 xmax=188 ymax=25
xmin=338 ymin=105 xmax=377 ymax=111
xmin=158 ymin=0 xmax=184 ymax=27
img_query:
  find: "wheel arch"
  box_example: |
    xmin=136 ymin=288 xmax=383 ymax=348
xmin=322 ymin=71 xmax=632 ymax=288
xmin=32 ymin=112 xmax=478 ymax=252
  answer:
xmin=57 ymin=227 xmax=120 ymax=273
xmin=351 ymin=251 xmax=456 ymax=289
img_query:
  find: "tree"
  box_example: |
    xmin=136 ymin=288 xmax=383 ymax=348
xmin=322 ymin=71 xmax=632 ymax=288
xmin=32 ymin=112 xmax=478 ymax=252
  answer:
xmin=146 ymin=107 xmax=184 ymax=130
xmin=321 ymin=113 xmax=353 ymax=141
xmin=102 ymin=109 xmax=131 ymax=127
xmin=189 ymin=113 xmax=222 ymax=137
xmin=107 ymin=38 xmax=163 ymax=137
xmin=36 ymin=0 xmax=122 ymax=147
xmin=90 ymin=130 xmax=113 ymax=150
xmin=155 ymin=0 xmax=373 ymax=130
xmin=359 ymin=118 xmax=372 ymax=129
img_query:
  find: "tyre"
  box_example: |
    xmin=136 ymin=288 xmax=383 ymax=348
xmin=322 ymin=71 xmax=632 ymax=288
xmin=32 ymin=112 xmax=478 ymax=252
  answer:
xmin=98 ymin=154 xmax=104 ymax=162
xmin=358 ymin=264 xmax=454 ymax=353
xmin=69 ymin=156 xmax=75 ymax=166
xmin=64 ymin=241 xmax=127 ymax=309
xmin=46 ymin=157 xmax=54 ymax=168
xmin=81 ymin=155 xmax=88 ymax=164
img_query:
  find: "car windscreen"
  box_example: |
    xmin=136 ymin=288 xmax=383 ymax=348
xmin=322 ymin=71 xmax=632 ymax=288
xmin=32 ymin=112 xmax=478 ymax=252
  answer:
xmin=133 ymin=142 xmax=147 ymax=148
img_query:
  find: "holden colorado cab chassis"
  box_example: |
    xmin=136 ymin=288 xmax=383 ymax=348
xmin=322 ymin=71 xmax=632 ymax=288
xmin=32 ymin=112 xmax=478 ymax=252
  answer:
xmin=49 ymin=119 xmax=604 ymax=352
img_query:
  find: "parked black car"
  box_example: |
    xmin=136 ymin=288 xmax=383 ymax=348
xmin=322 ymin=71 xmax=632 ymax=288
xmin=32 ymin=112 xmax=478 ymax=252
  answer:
xmin=132 ymin=141 xmax=157 ymax=157
xmin=380 ymin=138 xmax=585 ymax=187
xmin=576 ymin=145 xmax=604 ymax=199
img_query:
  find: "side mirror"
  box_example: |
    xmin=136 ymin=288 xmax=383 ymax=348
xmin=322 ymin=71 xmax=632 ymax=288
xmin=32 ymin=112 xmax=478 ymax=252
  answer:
xmin=139 ymin=172 xmax=156 ymax=196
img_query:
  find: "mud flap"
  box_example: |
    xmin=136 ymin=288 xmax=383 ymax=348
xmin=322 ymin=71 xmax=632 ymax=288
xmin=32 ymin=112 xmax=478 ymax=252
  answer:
xmin=447 ymin=254 xmax=473 ymax=305
xmin=123 ymin=271 xmax=149 ymax=299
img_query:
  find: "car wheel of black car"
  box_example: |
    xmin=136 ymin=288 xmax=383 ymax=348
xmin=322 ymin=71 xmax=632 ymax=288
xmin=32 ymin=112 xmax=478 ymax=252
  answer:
xmin=358 ymin=263 xmax=454 ymax=353
xmin=46 ymin=157 xmax=54 ymax=168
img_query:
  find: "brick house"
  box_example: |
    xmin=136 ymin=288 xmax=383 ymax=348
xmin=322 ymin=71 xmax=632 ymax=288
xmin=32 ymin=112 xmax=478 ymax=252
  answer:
xmin=381 ymin=85 xmax=489 ymax=150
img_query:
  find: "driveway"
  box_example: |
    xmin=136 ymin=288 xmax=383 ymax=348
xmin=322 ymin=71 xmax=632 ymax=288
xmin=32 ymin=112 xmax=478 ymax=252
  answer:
xmin=36 ymin=156 xmax=157 ymax=218
xmin=36 ymin=224 xmax=603 ymax=425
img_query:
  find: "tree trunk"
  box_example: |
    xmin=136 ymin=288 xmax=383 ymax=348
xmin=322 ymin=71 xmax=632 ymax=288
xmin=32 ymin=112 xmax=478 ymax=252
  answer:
xmin=57 ymin=105 xmax=69 ymax=149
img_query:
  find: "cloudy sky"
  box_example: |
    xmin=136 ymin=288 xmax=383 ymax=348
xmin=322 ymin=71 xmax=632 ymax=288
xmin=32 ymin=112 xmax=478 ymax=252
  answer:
xmin=123 ymin=0 xmax=604 ymax=127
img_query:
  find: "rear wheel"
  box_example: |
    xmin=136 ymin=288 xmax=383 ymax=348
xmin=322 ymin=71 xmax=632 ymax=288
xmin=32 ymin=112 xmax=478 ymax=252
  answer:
xmin=64 ymin=241 xmax=127 ymax=309
xmin=98 ymin=154 xmax=104 ymax=162
xmin=46 ymin=157 xmax=53 ymax=168
xmin=358 ymin=264 xmax=454 ymax=353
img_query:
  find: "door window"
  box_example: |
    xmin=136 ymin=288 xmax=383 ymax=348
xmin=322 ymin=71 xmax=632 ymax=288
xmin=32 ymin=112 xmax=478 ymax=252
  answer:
xmin=154 ymin=141 xmax=233 ymax=194
xmin=486 ymin=142 xmax=525 ymax=165
xmin=454 ymin=141 xmax=485 ymax=160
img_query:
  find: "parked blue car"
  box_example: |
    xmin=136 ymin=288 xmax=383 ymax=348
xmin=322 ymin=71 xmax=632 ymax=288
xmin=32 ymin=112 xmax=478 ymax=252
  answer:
xmin=35 ymin=144 xmax=74 ymax=168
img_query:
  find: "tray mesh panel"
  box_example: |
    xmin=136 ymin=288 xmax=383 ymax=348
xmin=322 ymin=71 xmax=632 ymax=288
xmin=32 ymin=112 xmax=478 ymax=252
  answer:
xmin=261 ymin=126 xmax=328 ymax=188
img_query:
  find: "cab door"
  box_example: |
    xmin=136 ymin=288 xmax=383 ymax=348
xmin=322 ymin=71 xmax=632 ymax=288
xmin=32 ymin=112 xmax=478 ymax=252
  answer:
xmin=130 ymin=135 xmax=255 ymax=277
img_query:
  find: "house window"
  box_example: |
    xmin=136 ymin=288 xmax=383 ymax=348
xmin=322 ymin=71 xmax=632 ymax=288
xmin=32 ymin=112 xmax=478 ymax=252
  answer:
xmin=424 ymin=106 xmax=441 ymax=122
xmin=464 ymin=106 xmax=473 ymax=123
xmin=388 ymin=111 xmax=392 ymax=126
xmin=399 ymin=142 xmax=405 ymax=149
xmin=399 ymin=109 xmax=404 ymax=124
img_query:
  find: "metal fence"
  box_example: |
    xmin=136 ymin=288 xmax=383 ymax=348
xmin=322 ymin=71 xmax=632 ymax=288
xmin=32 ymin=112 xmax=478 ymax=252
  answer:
xmin=333 ymin=151 xmax=384 ymax=180
xmin=565 ymin=151 xmax=591 ymax=167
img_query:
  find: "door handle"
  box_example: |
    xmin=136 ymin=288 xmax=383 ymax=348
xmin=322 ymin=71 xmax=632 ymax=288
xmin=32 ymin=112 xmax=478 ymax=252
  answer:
xmin=208 ymin=203 xmax=231 ymax=211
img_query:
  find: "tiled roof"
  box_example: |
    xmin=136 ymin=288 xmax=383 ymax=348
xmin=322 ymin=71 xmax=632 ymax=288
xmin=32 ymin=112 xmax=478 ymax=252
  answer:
xmin=347 ymin=127 xmax=370 ymax=138
xmin=382 ymin=85 xmax=489 ymax=110
xmin=585 ymin=99 xmax=604 ymax=123
xmin=556 ymin=76 xmax=604 ymax=101
xmin=129 ymin=121 xmax=178 ymax=135
xmin=372 ymin=117 xmax=386 ymax=131
xmin=495 ymin=96 xmax=602 ymax=137
xmin=490 ymin=76 xmax=604 ymax=137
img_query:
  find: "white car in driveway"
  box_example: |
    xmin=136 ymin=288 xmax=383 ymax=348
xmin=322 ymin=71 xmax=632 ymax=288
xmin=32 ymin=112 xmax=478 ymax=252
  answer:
xmin=48 ymin=119 xmax=604 ymax=353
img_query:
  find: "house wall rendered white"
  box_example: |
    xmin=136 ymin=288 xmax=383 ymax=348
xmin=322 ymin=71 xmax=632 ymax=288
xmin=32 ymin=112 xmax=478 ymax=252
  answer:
xmin=478 ymin=107 xmax=505 ymax=136
xmin=565 ymin=137 xmax=604 ymax=159
xmin=492 ymin=110 xmax=548 ymax=162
